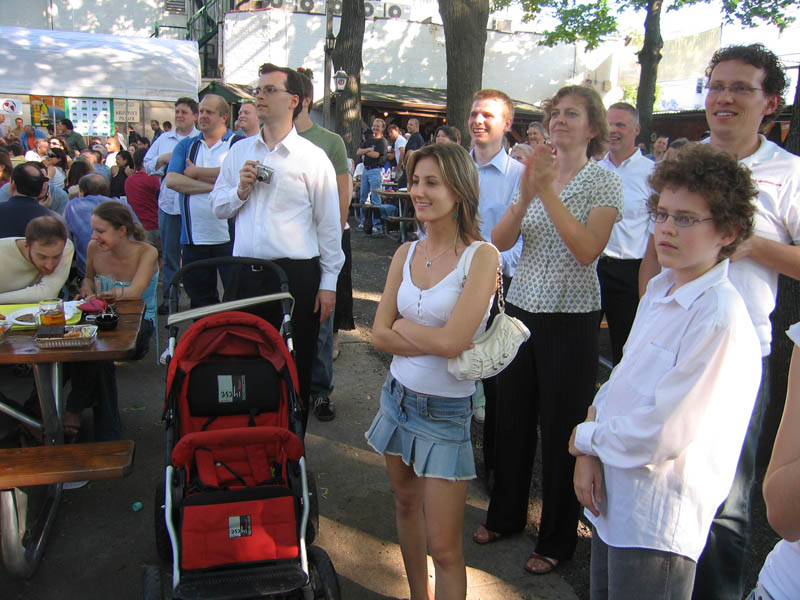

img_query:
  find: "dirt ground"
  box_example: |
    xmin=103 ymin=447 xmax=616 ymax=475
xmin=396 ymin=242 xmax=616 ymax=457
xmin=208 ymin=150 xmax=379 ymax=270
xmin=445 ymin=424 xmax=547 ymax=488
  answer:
xmin=0 ymin=220 xmax=781 ymax=599
xmin=347 ymin=225 xmax=780 ymax=600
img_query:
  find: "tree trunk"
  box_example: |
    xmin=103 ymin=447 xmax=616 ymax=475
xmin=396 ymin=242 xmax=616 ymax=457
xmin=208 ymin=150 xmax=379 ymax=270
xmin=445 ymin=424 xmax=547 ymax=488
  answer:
xmin=635 ymin=0 xmax=663 ymax=146
xmin=332 ymin=0 xmax=365 ymax=159
xmin=438 ymin=0 xmax=490 ymax=147
xmin=785 ymin=74 xmax=800 ymax=156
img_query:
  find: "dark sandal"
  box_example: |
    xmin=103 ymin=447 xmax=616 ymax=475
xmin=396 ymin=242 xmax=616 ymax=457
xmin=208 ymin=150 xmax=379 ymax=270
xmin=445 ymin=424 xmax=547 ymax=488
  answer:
xmin=524 ymin=552 xmax=559 ymax=575
xmin=472 ymin=524 xmax=505 ymax=545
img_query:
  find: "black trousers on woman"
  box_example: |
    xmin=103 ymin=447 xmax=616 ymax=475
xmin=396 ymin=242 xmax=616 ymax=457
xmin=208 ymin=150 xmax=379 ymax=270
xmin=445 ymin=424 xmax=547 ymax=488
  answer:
xmin=485 ymin=304 xmax=601 ymax=561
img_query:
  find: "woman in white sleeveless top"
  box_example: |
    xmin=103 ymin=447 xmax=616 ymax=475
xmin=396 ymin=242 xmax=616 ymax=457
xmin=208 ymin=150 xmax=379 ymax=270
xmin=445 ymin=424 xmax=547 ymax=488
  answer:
xmin=367 ymin=142 xmax=498 ymax=600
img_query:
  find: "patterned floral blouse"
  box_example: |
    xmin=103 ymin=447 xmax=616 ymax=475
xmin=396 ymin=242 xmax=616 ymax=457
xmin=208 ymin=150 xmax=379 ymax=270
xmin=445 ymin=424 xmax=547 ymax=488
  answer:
xmin=506 ymin=160 xmax=624 ymax=314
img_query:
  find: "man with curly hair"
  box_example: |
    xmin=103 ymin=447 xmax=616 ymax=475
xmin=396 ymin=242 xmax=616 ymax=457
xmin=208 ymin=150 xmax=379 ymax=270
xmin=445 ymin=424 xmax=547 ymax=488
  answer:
xmin=639 ymin=43 xmax=800 ymax=600
xmin=574 ymin=143 xmax=762 ymax=597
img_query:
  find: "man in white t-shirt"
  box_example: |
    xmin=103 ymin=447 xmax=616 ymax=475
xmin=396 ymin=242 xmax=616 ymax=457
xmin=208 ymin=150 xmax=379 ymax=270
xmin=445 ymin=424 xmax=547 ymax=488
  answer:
xmin=639 ymin=43 xmax=800 ymax=600
xmin=598 ymin=103 xmax=654 ymax=365
xmin=165 ymin=94 xmax=235 ymax=309
xmin=386 ymin=124 xmax=407 ymax=178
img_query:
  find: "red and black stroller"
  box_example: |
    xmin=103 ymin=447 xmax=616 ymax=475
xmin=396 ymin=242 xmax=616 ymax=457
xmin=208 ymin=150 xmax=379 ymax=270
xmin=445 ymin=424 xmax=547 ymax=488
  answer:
xmin=145 ymin=257 xmax=339 ymax=600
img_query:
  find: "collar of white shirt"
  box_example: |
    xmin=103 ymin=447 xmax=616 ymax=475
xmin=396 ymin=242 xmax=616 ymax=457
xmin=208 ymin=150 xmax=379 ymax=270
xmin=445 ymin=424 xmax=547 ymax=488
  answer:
xmin=471 ymin=147 xmax=510 ymax=173
xmin=253 ymin=126 xmax=302 ymax=155
xmin=650 ymin=258 xmax=730 ymax=310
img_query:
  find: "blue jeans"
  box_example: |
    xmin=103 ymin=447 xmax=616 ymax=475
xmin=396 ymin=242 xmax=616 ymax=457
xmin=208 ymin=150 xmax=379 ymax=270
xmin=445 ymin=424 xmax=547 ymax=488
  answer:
xmin=180 ymin=242 xmax=234 ymax=309
xmin=591 ymin=527 xmax=696 ymax=600
xmin=359 ymin=167 xmax=383 ymax=228
xmin=158 ymin=209 xmax=181 ymax=302
xmin=310 ymin=313 xmax=334 ymax=396
xmin=692 ymin=356 xmax=770 ymax=600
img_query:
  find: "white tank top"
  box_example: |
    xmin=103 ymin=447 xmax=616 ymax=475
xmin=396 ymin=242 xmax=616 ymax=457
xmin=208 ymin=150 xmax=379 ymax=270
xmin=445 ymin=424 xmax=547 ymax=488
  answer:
xmin=390 ymin=241 xmax=492 ymax=398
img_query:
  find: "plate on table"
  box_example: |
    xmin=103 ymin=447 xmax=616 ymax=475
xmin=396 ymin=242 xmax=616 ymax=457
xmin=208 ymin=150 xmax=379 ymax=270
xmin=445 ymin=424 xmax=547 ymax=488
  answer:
xmin=8 ymin=302 xmax=80 ymax=328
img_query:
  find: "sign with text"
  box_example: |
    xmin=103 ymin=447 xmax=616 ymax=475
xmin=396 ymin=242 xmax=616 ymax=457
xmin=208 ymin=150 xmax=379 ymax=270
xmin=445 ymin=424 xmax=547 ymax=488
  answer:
xmin=113 ymin=99 xmax=141 ymax=124
xmin=66 ymin=97 xmax=112 ymax=137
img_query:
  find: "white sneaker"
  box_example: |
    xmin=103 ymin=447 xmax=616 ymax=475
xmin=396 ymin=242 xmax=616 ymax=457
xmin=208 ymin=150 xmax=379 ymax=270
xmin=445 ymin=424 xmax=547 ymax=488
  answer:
xmin=473 ymin=406 xmax=485 ymax=424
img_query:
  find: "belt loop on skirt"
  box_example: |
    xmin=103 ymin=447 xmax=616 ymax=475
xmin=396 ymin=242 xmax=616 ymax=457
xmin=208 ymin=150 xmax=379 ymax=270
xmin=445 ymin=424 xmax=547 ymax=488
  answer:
xmin=390 ymin=376 xmax=408 ymax=423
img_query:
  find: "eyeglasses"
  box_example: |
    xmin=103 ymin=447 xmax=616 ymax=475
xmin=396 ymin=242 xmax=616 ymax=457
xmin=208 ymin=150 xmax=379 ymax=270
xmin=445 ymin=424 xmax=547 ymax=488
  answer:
xmin=253 ymin=85 xmax=295 ymax=97
xmin=650 ymin=211 xmax=713 ymax=228
xmin=705 ymin=83 xmax=763 ymax=97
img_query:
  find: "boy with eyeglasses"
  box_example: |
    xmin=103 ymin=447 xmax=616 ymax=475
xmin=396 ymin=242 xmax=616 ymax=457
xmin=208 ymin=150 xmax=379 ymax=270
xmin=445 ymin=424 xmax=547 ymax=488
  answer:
xmin=639 ymin=43 xmax=800 ymax=600
xmin=570 ymin=143 xmax=763 ymax=598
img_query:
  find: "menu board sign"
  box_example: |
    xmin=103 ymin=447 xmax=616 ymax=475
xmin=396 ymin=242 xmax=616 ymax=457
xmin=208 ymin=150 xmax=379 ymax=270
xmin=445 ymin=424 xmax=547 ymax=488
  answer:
xmin=66 ymin=97 xmax=113 ymax=137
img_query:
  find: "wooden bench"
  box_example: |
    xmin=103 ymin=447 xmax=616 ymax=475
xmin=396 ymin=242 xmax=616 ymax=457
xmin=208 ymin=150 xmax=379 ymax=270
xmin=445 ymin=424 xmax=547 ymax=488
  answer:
xmin=0 ymin=440 xmax=135 ymax=488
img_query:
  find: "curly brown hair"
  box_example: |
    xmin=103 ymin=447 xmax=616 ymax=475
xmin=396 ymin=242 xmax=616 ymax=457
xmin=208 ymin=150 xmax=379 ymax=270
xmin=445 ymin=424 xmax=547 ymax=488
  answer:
xmin=706 ymin=44 xmax=787 ymax=127
xmin=647 ymin=143 xmax=756 ymax=259
xmin=542 ymin=85 xmax=608 ymax=159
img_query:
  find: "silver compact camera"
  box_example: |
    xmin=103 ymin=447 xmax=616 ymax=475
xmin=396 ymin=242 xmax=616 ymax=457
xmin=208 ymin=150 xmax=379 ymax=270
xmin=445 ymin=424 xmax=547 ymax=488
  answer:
xmin=255 ymin=164 xmax=274 ymax=184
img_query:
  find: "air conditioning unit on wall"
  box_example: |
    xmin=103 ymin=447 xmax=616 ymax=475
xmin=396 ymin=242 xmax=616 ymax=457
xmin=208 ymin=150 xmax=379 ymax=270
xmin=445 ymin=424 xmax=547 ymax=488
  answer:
xmin=364 ymin=1 xmax=381 ymax=19
xmin=295 ymin=0 xmax=324 ymax=14
xmin=384 ymin=3 xmax=410 ymax=19
xmin=492 ymin=19 xmax=512 ymax=33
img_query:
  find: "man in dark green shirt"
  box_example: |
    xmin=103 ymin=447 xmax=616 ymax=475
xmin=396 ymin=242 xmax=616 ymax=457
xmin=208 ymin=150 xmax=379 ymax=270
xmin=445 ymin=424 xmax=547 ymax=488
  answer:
xmin=57 ymin=118 xmax=87 ymax=158
xmin=294 ymin=71 xmax=353 ymax=422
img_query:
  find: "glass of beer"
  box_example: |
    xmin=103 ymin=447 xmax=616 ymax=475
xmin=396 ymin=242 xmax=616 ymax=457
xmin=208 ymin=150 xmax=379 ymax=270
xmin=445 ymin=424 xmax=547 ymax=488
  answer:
xmin=94 ymin=275 xmax=119 ymax=299
xmin=38 ymin=299 xmax=66 ymax=327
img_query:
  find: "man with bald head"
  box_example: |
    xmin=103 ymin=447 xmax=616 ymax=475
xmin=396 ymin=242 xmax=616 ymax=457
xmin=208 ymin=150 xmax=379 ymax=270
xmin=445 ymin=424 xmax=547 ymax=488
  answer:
xmin=165 ymin=94 xmax=237 ymax=308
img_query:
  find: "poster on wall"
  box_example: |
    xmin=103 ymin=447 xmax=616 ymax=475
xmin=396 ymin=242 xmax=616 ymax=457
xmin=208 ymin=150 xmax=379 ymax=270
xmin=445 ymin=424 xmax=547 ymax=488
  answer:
xmin=66 ymin=97 xmax=113 ymax=137
xmin=113 ymin=99 xmax=141 ymax=124
xmin=30 ymin=95 xmax=66 ymax=127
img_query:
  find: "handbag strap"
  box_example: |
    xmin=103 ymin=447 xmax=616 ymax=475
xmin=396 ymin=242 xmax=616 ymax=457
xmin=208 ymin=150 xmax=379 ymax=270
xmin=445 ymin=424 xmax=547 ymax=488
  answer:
xmin=461 ymin=241 xmax=505 ymax=315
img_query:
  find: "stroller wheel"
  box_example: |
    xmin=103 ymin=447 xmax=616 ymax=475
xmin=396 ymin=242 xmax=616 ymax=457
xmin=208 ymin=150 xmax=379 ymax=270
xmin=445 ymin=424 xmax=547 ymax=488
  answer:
xmin=142 ymin=565 xmax=163 ymax=600
xmin=308 ymin=546 xmax=341 ymax=600
xmin=153 ymin=482 xmax=172 ymax=564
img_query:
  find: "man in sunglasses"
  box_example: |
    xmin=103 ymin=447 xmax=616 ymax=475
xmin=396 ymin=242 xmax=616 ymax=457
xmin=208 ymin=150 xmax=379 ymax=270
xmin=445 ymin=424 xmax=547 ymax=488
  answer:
xmin=639 ymin=43 xmax=800 ymax=600
xmin=211 ymin=63 xmax=343 ymax=428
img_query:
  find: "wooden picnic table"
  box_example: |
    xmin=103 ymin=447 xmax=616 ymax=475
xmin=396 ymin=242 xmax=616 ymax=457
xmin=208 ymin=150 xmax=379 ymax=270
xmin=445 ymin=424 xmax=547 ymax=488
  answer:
xmin=374 ymin=188 xmax=415 ymax=243
xmin=0 ymin=300 xmax=142 ymax=578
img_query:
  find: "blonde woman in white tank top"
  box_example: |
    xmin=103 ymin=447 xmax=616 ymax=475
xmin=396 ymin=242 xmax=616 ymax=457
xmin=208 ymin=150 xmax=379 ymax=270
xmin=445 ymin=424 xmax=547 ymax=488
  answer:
xmin=368 ymin=143 xmax=498 ymax=600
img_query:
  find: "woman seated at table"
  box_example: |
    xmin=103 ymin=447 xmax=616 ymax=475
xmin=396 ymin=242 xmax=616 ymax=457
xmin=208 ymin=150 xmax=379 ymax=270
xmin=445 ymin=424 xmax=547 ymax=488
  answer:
xmin=64 ymin=201 xmax=158 ymax=441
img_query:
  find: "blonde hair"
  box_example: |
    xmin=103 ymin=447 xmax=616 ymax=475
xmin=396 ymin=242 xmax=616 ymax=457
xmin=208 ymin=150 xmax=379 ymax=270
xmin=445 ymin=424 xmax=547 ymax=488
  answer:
xmin=406 ymin=142 xmax=482 ymax=246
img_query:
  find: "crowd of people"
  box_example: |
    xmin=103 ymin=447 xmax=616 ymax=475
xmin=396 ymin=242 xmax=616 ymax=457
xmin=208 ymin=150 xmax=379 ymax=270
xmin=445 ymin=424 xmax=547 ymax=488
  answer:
xmin=1 ymin=42 xmax=799 ymax=600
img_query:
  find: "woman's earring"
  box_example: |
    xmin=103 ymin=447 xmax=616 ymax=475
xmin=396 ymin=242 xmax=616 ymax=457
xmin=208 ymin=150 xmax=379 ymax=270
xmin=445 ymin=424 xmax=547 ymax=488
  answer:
xmin=453 ymin=204 xmax=460 ymax=222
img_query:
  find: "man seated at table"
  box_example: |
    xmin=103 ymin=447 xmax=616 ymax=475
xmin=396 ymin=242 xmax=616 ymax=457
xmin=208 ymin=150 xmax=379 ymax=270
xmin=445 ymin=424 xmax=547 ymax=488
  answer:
xmin=0 ymin=162 xmax=55 ymax=238
xmin=0 ymin=216 xmax=73 ymax=303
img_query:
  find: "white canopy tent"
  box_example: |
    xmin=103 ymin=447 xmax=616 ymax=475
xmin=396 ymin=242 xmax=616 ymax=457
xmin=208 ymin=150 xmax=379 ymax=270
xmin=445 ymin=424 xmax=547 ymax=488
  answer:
xmin=0 ymin=26 xmax=200 ymax=101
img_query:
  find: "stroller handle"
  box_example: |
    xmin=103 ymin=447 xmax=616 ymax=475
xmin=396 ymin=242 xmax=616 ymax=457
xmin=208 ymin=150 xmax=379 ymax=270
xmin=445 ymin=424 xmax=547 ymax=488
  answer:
xmin=166 ymin=292 xmax=294 ymax=326
xmin=167 ymin=256 xmax=290 ymax=300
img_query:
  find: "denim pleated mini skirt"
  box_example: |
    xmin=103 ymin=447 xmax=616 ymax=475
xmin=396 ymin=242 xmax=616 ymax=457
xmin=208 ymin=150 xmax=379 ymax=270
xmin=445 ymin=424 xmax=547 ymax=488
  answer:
xmin=365 ymin=373 xmax=476 ymax=481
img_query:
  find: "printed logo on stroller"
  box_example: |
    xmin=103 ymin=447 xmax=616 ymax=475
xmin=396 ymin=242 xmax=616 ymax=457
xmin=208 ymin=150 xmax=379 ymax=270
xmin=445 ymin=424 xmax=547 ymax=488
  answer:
xmin=218 ymin=374 xmax=247 ymax=404
xmin=228 ymin=515 xmax=252 ymax=538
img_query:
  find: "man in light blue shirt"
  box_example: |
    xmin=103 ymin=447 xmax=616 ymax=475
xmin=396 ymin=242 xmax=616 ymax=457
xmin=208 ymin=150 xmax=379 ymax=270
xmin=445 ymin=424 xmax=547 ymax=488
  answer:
xmin=468 ymin=88 xmax=524 ymax=481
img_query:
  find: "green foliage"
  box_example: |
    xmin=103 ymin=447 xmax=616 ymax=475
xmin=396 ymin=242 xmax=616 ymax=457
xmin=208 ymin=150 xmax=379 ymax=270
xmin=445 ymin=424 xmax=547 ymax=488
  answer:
xmin=622 ymin=83 xmax=662 ymax=105
xmin=494 ymin=0 xmax=796 ymax=50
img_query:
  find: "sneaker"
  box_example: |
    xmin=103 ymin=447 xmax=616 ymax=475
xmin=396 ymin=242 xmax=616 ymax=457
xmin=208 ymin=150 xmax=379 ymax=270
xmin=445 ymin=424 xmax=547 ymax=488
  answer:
xmin=312 ymin=395 xmax=336 ymax=421
xmin=473 ymin=406 xmax=485 ymax=424
xmin=357 ymin=223 xmax=364 ymax=231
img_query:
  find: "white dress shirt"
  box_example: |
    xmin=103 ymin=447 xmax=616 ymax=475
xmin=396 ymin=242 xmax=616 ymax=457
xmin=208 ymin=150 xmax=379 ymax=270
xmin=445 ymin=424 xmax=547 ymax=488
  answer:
xmin=142 ymin=126 xmax=199 ymax=215
xmin=599 ymin=149 xmax=654 ymax=259
xmin=210 ymin=127 xmax=344 ymax=292
xmin=471 ymin=148 xmax=524 ymax=277
xmin=575 ymin=259 xmax=762 ymax=561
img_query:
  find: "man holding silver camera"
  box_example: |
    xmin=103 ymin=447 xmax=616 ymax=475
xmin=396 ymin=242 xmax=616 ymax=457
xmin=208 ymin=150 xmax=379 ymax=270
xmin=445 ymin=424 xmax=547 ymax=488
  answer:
xmin=210 ymin=63 xmax=343 ymax=425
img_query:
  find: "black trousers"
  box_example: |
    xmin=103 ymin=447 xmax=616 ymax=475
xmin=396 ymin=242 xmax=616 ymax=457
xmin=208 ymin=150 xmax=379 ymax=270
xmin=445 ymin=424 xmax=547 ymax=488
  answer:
xmin=481 ymin=274 xmax=512 ymax=490
xmin=597 ymin=256 xmax=642 ymax=366
xmin=223 ymin=257 xmax=321 ymax=428
xmin=181 ymin=242 xmax=234 ymax=309
xmin=486 ymin=305 xmax=601 ymax=561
